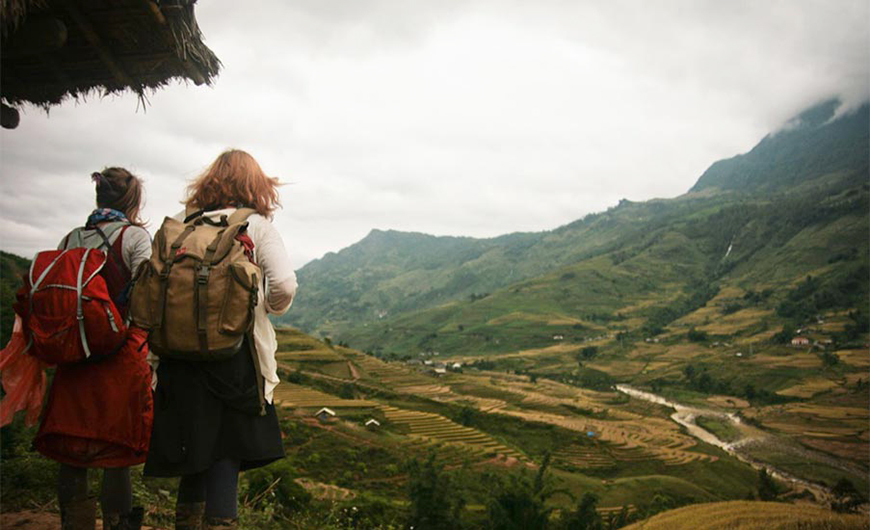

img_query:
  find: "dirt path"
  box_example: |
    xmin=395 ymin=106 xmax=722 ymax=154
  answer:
xmin=348 ymin=361 xmax=361 ymax=381
xmin=0 ymin=511 xmax=157 ymax=530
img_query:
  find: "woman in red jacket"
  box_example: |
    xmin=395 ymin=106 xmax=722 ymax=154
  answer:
xmin=37 ymin=168 xmax=154 ymax=530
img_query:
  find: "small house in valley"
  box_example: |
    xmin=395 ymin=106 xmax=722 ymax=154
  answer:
xmin=791 ymin=336 xmax=810 ymax=347
xmin=365 ymin=419 xmax=381 ymax=430
xmin=315 ymin=407 xmax=336 ymax=422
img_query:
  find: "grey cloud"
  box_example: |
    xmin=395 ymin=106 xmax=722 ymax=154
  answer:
xmin=1 ymin=0 xmax=867 ymax=266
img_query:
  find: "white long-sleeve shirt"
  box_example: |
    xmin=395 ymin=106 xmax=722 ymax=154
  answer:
xmin=149 ymin=209 xmax=297 ymax=403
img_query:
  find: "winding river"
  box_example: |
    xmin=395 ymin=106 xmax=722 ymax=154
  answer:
xmin=614 ymin=384 xmax=833 ymax=502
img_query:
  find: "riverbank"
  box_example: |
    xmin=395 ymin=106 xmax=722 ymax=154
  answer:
xmin=614 ymin=384 xmax=835 ymax=504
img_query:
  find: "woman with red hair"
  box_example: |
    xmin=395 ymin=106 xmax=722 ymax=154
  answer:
xmin=144 ymin=150 xmax=297 ymax=529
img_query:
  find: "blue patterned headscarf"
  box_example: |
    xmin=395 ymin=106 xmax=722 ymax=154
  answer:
xmin=86 ymin=208 xmax=128 ymax=228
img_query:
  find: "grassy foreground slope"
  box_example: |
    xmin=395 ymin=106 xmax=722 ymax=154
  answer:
xmin=622 ymin=501 xmax=867 ymax=530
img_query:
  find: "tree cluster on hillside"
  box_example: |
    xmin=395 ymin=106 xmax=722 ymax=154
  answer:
xmin=777 ymin=271 xmax=869 ymax=326
xmin=641 ymin=282 xmax=719 ymax=337
xmin=681 ymin=364 xmax=790 ymax=405
xmin=404 ymin=452 xmax=638 ymax=530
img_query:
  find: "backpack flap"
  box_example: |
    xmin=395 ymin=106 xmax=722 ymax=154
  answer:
xmin=130 ymin=214 xmax=261 ymax=360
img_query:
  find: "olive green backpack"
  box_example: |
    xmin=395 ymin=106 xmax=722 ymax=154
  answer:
xmin=129 ymin=208 xmax=261 ymax=361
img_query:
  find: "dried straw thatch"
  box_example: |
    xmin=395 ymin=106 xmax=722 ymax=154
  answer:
xmin=1 ymin=0 xmax=221 ymax=126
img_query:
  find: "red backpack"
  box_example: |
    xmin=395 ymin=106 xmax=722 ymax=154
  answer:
xmin=14 ymin=226 xmax=130 ymax=365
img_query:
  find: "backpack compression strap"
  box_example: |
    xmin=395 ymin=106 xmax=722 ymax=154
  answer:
xmin=193 ymin=210 xmax=256 ymax=357
xmin=76 ymin=249 xmax=94 ymax=358
xmin=196 ymin=230 xmax=223 ymax=356
xmin=154 ymin=224 xmax=198 ymax=351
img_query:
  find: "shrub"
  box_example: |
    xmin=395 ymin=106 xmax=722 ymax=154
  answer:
xmin=243 ymin=459 xmax=312 ymax=517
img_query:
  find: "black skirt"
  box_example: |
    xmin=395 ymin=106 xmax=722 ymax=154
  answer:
xmin=143 ymin=341 xmax=284 ymax=477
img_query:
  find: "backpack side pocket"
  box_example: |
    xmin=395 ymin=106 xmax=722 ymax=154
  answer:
xmin=218 ymin=262 xmax=259 ymax=336
xmin=129 ymin=261 xmax=158 ymax=330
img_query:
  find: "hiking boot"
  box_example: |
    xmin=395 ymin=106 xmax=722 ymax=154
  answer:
xmin=60 ymin=497 xmax=96 ymax=530
xmin=205 ymin=516 xmax=238 ymax=530
xmin=175 ymin=501 xmax=205 ymax=530
xmin=104 ymin=506 xmax=144 ymax=530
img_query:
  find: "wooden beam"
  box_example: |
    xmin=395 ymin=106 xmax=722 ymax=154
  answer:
xmin=137 ymin=0 xmax=166 ymax=25
xmin=61 ymin=0 xmax=133 ymax=86
xmin=140 ymin=0 xmax=207 ymax=85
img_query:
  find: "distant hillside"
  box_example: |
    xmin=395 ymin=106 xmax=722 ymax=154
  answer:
xmin=0 ymin=251 xmax=29 ymax=346
xmin=279 ymin=100 xmax=869 ymax=356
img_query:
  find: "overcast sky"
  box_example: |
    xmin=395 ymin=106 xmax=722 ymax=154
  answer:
xmin=1 ymin=0 xmax=868 ymax=267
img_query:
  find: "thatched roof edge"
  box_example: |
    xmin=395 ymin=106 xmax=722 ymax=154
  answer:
xmin=1 ymin=0 xmax=221 ymax=109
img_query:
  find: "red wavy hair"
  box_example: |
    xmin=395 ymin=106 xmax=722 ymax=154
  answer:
xmin=185 ymin=149 xmax=281 ymax=218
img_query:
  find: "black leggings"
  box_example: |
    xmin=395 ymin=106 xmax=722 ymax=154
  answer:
xmin=57 ymin=464 xmax=131 ymax=515
xmin=177 ymin=459 xmax=240 ymax=519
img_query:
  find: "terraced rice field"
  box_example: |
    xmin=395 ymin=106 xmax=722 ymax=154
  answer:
xmin=598 ymin=505 xmax=637 ymax=520
xmin=653 ymin=343 xmax=710 ymax=361
xmin=705 ymin=395 xmax=750 ymax=409
xmin=776 ymin=377 xmax=841 ymax=398
xmin=380 ymin=405 xmax=526 ymax=461
xmin=449 ymin=395 xmax=509 ymax=413
xmin=695 ymin=308 xmax=775 ymax=336
xmin=401 ymin=436 xmax=511 ymax=468
xmin=484 ymin=379 xmax=645 ymax=421
xmin=275 ymin=328 xmax=346 ymax=361
xmin=349 ymin=352 xmax=434 ymax=388
xmin=621 ymin=500 xmax=866 ymax=530
xmin=783 ymin=403 xmax=869 ymax=421
xmin=553 ymin=442 xmax=616 ymax=469
xmin=748 ymin=352 xmax=822 ymax=369
xmin=277 ymin=349 xmax=346 ymax=362
xmin=587 ymin=361 xmax=649 ymax=377
xmin=399 ymin=383 xmax=454 ymax=399
xmin=835 ymin=348 xmax=870 ymax=368
xmin=273 ymin=382 xmax=377 ymax=409
xmin=500 ymin=409 xmax=716 ymax=467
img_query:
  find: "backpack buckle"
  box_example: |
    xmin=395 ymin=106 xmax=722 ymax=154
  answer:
xmin=197 ymin=266 xmax=211 ymax=284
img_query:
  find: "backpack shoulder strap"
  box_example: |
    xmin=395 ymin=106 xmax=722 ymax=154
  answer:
xmin=227 ymin=208 xmax=257 ymax=225
xmin=183 ymin=210 xmax=205 ymax=224
xmin=62 ymin=227 xmax=85 ymax=249
xmin=93 ymin=221 xmax=128 ymax=250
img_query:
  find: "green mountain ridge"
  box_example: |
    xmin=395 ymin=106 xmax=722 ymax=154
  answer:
xmin=279 ymin=99 xmax=869 ymax=355
xmin=691 ymin=100 xmax=869 ymax=193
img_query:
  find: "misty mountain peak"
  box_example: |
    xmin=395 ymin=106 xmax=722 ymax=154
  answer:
xmin=690 ymin=99 xmax=869 ymax=193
